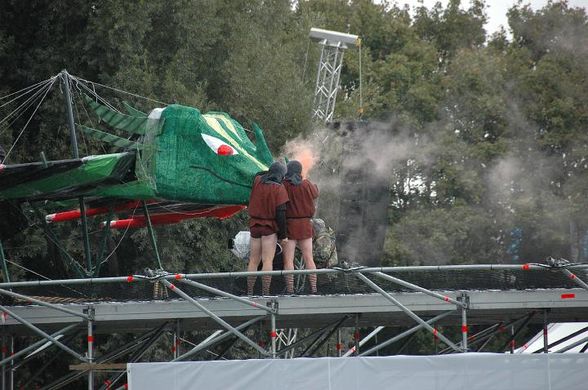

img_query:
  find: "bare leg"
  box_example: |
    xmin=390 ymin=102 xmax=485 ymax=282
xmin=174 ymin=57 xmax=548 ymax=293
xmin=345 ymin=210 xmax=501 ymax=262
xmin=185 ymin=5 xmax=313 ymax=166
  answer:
xmin=260 ymin=234 xmax=277 ymax=295
xmin=247 ymin=237 xmax=262 ymax=295
xmin=283 ymin=239 xmax=297 ymax=294
xmin=299 ymin=238 xmax=317 ymax=293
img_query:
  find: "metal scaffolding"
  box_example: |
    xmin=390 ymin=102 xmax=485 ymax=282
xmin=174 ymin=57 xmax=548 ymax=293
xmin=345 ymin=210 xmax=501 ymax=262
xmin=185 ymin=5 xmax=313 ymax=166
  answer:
xmin=0 ymin=262 xmax=587 ymax=388
xmin=310 ymin=28 xmax=359 ymax=123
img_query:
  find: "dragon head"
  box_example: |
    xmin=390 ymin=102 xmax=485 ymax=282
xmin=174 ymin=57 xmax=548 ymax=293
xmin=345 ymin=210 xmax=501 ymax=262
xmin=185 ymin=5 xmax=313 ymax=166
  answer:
xmin=152 ymin=105 xmax=273 ymax=204
xmin=82 ymin=97 xmax=274 ymax=205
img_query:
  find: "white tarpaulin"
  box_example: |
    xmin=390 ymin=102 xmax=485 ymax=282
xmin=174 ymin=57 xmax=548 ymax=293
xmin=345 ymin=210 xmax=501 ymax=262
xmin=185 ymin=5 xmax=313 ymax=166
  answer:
xmin=128 ymin=353 xmax=588 ymax=390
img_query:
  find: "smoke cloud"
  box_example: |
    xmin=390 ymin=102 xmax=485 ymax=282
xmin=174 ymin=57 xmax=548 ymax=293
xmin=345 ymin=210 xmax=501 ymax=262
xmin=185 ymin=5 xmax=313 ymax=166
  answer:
xmin=277 ymin=106 xmax=582 ymax=266
xmin=275 ymin=8 xmax=588 ymax=266
xmin=281 ymin=136 xmax=320 ymax=179
xmin=280 ymin=120 xmax=435 ymax=266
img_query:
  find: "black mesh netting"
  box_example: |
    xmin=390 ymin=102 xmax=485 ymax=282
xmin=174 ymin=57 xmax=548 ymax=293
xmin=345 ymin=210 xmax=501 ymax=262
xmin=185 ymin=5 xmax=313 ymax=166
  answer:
xmin=4 ymin=267 xmax=587 ymax=305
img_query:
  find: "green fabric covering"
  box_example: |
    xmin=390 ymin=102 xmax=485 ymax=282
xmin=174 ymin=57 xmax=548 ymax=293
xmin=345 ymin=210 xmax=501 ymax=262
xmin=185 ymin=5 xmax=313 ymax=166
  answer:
xmin=252 ymin=122 xmax=273 ymax=166
xmin=0 ymin=153 xmax=134 ymax=199
xmin=153 ymin=106 xmax=273 ymax=204
xmin=90 ymin=180 xmax=155 ymax=199
xmin=79 ymin=125 xmax=143 ymax=150
xmin=123 ymin=101 xmax=146 ymax=117
xmin=84 ymin=95 xmax=150 ymax=135
xmin=83 ymin=98 xmax=274 ymax=204
xmin=0 ymin=99 xmax=274 ymax=205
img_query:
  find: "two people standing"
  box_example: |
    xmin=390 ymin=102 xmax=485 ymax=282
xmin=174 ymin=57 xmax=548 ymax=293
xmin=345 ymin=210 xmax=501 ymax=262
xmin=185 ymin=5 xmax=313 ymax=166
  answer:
xmin=247 ymin=160 xmax=319 ymax=295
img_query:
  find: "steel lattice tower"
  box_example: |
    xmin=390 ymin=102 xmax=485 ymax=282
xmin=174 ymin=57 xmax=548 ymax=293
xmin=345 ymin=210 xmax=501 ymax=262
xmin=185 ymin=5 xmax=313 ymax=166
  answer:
xmin=310 ymin=28 xmax=359 ymax=123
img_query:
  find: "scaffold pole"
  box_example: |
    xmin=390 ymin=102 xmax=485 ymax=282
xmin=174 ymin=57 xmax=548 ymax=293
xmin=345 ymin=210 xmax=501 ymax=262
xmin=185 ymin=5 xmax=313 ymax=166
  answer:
xmin=459 ymin=292 xmax=469 ymax=352
xmin=1 ymin=333 xmax=5 ymax=389
xmin=180 ymin=278 xmax=274 ymax=313
xmin=302 ymin=316 xmax=349 ymax=358
xmin=87 ymin=307 xmax=94 ymax=390
xmin=543 ymin=310 xmax=549 ymax=353
xmin=174 ymin=320 xmax=181 ymax=360
xmin=359 ymin=311 xmax=454 ymax=357
xmin=271 ymin=312 xmax=277 ymax=358
xmin=0 ymin=263 xmax=578 ymax=288
xmin=556 ymin=334 xmax=588 ymax=353
xmin=142 ymin=201 xmax=163 ymax=269
xmin=0 ymin=242 xmax=9 ymax=284
xmin=354 ymin=314 xmax=360 ymax=356
xmin=372 ymin=271 xmax=465 ymax=308
xmin=356 ymin=273 xmax=462 ymax=352
xmin=9 ymin=336 xmax=13 ymax=390
xmin=0 ymin=304 xmax=87 ymax=362
xmin=0 ymin=288 xmax=90 ymax=320
xmin=561 ymin=268 xmax=588 ymax=291
xmin=532 ymin=325 xmax=588 ymax=354
xmin=343 ymin=326 xmax=384 ymax=357
xmin=173 ymin=316 xmax=266 ymax=362
xmin=161 ymin=279 xmax=269 ymax=356
xmin=61 ymin=70 xmax=93 ymax=275
xmin=0 ymin=323 xmax=78 ymax=367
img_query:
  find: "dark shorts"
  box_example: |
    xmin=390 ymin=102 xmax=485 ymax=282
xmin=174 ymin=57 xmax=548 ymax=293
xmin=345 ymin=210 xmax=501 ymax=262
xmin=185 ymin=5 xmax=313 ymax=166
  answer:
xmin=250 ymin=225 xmax=276 ymax=238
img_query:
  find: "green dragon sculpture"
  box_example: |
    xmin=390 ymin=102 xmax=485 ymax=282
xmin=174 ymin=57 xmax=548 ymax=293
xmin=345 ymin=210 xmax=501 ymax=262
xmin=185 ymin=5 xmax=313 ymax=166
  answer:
xmin=0 ymin=96 xmax=274 ymax=225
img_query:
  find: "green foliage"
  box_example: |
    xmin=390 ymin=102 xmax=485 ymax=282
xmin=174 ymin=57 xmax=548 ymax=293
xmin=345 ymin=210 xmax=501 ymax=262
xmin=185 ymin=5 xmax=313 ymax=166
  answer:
xmin=413 ymin=0 xmax=487 ymax=61
xmin=0 ymin=0 xmax=587 ymax=376
xmin=385 ymin=203 xmax=504 ymax=266
xmin=381 ymin=0 xmax=588 ymax=266
xmin=0 ymin=0 xmax=585 ymax=281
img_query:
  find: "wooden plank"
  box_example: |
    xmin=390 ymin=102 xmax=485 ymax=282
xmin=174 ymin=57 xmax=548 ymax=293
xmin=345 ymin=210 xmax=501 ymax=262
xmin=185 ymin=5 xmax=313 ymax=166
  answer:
xmin=69 ymin=363 xmax=127 ymax=371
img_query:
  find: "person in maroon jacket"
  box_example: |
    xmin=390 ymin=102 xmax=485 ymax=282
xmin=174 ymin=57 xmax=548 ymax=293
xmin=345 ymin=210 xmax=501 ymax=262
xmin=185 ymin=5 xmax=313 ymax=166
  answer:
xmin=282 ymin=160 xmax=319 ymax=294
xmin=247 ymin=161 xmax=289 ymax=295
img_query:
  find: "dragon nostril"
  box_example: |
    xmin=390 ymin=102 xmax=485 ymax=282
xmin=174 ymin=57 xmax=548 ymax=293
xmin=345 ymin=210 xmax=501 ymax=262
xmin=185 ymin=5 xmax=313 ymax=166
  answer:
xmin=217 ymin=144 xmax=234 ymax=156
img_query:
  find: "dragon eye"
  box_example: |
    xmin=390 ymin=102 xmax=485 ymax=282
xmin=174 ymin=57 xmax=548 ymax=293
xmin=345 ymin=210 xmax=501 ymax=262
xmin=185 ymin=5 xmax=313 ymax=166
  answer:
xmin=201 ymin=134 xmax=238 ymax=156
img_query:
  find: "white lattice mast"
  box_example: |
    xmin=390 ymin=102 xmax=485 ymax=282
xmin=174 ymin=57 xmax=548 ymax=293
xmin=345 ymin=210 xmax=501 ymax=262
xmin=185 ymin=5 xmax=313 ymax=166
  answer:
xmin=310 ymin=28 xmax=359 ymax=123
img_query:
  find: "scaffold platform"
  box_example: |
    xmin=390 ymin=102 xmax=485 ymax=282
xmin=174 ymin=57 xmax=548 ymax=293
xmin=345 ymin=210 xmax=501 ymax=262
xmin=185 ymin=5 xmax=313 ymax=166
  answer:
xmin=2 ymin=287 xmax=588 ymax=335
xmin=1 ymin=263 xmax=587 ymax=389
xmin=2 ymin=264 xmax=588 ymax=333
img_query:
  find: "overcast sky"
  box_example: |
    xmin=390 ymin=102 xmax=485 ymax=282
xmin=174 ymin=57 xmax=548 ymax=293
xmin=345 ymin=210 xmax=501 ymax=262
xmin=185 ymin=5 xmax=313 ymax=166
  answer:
xmin=395 ymin=0 xmax=588 ymax=35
